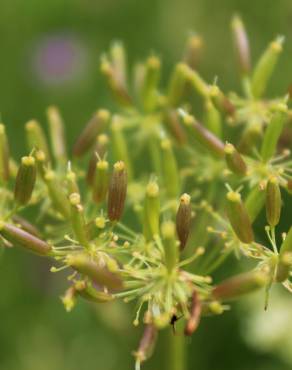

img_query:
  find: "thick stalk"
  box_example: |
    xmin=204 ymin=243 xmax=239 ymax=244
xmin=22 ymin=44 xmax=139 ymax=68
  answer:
xmin=165 ymin=323 xmax=186 ymax=370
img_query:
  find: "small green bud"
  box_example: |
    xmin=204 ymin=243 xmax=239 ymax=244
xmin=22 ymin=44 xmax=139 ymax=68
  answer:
xmin=224 ymin=142 xmax=247 ymax=176
xmin=66 ymin=253 xmax=123 ymax=291
xmin=231 ymin=15 xmax=251 ymax=75
xmin=14 ymin=156 xmax=36 ymax=205
xmin=251 ymin=36 xmax=284 ymax=98
xmin=176 ymin=193 xmax=192 ymax=251
xmin=226 ymin=191 xmax=254 ymax=243
xmin=261 ymin=106 xmax=287 ymax=162
xmin=73 ymin=110 xmax=110 ymax=157
xmin=143 ymin=179 xmax=160 ymax=241
xmin=161 ymin=220 xmax=178 ymax=272
xmin=92 ymin=159 xmax=109 ymax=204
xmin=0 ymin=222 xmax=51 ymax=256
xmin=25 ymin=120 xmax=50 ymax=160
xmin=266 ymin=177 xmax=281 ymax=227
xmin=46 ymin=106 xmax=67 ymax=163
xmin=69 ymin=193 xmax=89 ymax=249
xmin=184 ymin=290 xmax=202 ymax=336
xmin=0 ymin=124 xmax=10 ymax=183
xmin=108 ymin=161 xmax=127 ymax=222
xmin=213 ymin=271 xmax=268 ymax=301
xmin=161 ymin=138 xmax=179 ymax=198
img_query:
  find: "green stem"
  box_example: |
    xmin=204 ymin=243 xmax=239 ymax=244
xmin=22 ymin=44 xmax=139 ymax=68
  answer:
xmin=165 ymin=323 xmax=186 ymax=370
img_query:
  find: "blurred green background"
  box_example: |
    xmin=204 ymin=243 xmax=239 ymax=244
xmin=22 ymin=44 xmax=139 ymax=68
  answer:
xmin=1 ymin=0 xmax=292 ymax=369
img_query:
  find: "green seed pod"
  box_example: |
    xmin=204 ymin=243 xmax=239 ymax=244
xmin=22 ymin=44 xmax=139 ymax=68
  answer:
xmin=231 ymin=15 xmax=251 ymax=75
xmin=14 ymin=156 xmax=37 ymax=206
xmin=100 ymin=57 xmax=132 ymax=107
xmin=44 ymin=170 xmax=70 ymax=218
xmin=276 ymin=227 xmax=292 ymax=282
xmin=163 ymin=109 xmax=187 ymax=145
xmin=213 ymin=271 xmax=268 ymax=301
xmin=186 ymin=66 xmax=209 ymax=98
xmin=0 ymin=124 xmax=10 ymax=183
xmin=0 ymin=222 xmax=51 ymax=256
xmin=73 ymin=110 xmax=110 ymax=157
xmin=161 ymin=138 xmax=179 ymax=198
xmin=167 ymin=63 xmax=190 ymax=107
xmin=108 ymin=161 xmax=127 ymax=222
xmin=110 ymin=41 xmax=127 ymax=89
xmin=183 ymin=34 xmax=203 ymax=70
xmin=66 ymin=168 xmax=79 ymax=195
xmin=209 ymin=85 xmax=235 ymax=117
xmin=251 ymin=36 xmax=284 ymax=98
xmin=261 ymin=105 xmax=287 ymax=162
xmin=224 ymin=143 xmax=247 ymax=176
xmin=279 ymin=227 xmax=292 ymax=258
xmin=25 ymin=120 xmax=50 ymax=160
xmin=180 ymin=111 xmax=225 ymax=158
xmin=226 ymin=191 xmax=254 ymax=243
xmin=184 ymin=290 xmax=202 ymax=336
xmin=69 ymin=193 xmax=89 ymax=249
xmin=134 ymin=324 xmax=157 ymax=367
xmin=46 ymin=106 xmax=67 ymax=164
xmin=176 ymin=193 xmax=192 ymax=251
xmin=141 ymin=56 xmax=161 ymax=111
xmin=266 ymin=176 xmax=281 ymax=227
xmin=111 ymin=116 xmax=133 ymax=179
xmin=238 ymin=123 xmax=261 ymax=155
xmin=66 ymin=253 xmax=123 ymax=291
xmin=93 ymin=159 xmax=109 ymax=204
xmin=86 ymin=134 xmax=109 ymax=186
xmin=143 ymin=179 xmax=160 ymax=241
xmin=245 ymin=184 xmax=266 ymax=223
xmin=75 ymin=281 xmax=113 ymax=303
xmin=203 ymin=100 xmax=222 ymax=138
xmin=161 ymin=220 xmax=178 ymax=273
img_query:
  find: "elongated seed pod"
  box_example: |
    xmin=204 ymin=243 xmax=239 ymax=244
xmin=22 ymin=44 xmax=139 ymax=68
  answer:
xmin=226 ymin=191 xmax=254 ymax=243
xmin=73 ymin=110 xmax=110 ymax=157
xmin=245 ymin=184 xmax=266 ymax=223
xmin=66 ymin=169 xmax=79 ymax=195
xmin=0 ymin=222 xmax=51 ymax=256
xmin=134 ymin=324 xmax=157 ymax=366
xmin=14 ymin=156 xmax=36 ymax=205
xmin=276 ymin=227 xmax=292 ymax=282
xmin=25 ymin=120 xmax=50 ymax=160
xmin=92 ymin=160 xmax=109 ymax=204
xmin=184 ymin=290 xmax=202 ymax=335
xmin=204 ymin=100 xmax=222 ymax=138
xmin=266 ymin=177 xmax=281 ymax=227
xmin=183 ymin=34 xmax=203 ymax=70
xmin=12 ymin=215 xmax=40 ymax=237
xmin=110 ymin=41 xmax=127 ymax=89
xmin=186 ymin=66 xmax=209 ymax=98
xmin=251 ymin=36 xmax=284 ymax=98
xmin=168 ymin=63 xmax=190 ymax=107
xmin=176 ymin=193 xmax=192 ymax=250
xmin=76 ymin=281 xmax=113 ymax=303
xmin=66 ymin=253 xmax=123 ymax=291
xmin=141 ymin=56 xmax=161 ymax=111
xmin=180 ymin=111 xmax=225 ymax=158
xmin=209 ymin=85 xmax=235 ymax=117
xmin=44 ymin=170 xmax=70 ymax=218
xmin=69 ymin=193 xmax=90 ymax=249
xmin=86 ymin=134 xmax=109 ymax=186
xmin=108 ymin=161 xmax=127 ymax=222
xmin=46 ymin=106 xmax=67 ymax=163
xmin=161 ymin=221 xmax=178 ymax=273
xmin=261 ymin=106 xmax=287 ymax=162
xmin=231 ymin=15 xmax=251 ymax=75
xmin=224 ymin=143 xmax=247 ymax=176
xmin=143 ymin=179 xmax=160 ymax=241
xmin=0 ymin=124 xmax=10 ymax=183
xmin=213 ymin=271 xmax=268 ymax=301
xmin=163 ymin=109 xmax=187 ymax=145
xmin=161 ymin=138 xmax=179 ymax=198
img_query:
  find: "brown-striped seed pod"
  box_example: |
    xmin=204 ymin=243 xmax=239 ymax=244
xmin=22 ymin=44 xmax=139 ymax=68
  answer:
xmin=266 ymin=176 xmax=281 ymax=227
xmin=25 ymin=120 xmax=50 ymax=160
xmin=176 ymin=193 xmax=192 ymax=251
xmin=14 ymin=156 xmax=37 ymax=205
xmin=184 ymin=290 xmax=202 ymax=336
xmin=0 ymin=124 xmax=10 ymax=183
xmin=226 ymin=191 xmax=254 ymax=243
xmin=213 ymin=271 xmax=268 ymax=301
xmin=224 ymin=142 xmax=247 ymax=176
xmin=73 ymin=110 xmax=110 ymax=157
xmin=93 ymin=159 xmax=109 ymax=204
xmin=107 ymin=161 xmax=127 ymax=222
xmin=231 ymin=15 xmax=251 ymax=75
xmin=134 ymin=324 xmax=157 ymax=367
xmin=0 ymin=222 xmax=51 ymax=256
xmin=66 ymin=253 xmax=123 ymax=291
